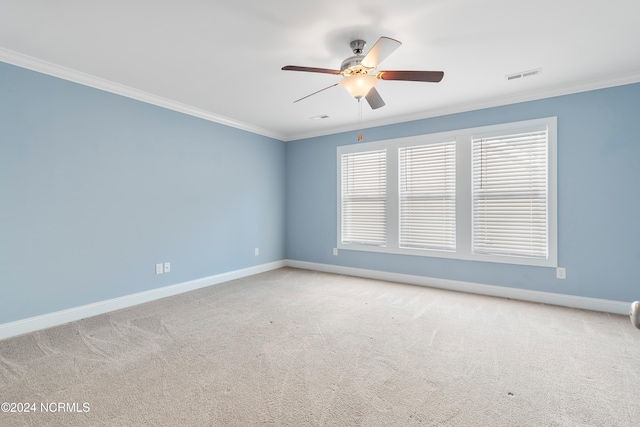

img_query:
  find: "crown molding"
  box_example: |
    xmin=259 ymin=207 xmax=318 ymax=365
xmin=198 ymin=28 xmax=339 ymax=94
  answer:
xmin=284 ymin=71 xmax=640 ymax=141
xmin=0 ymin=48 xmax=287 ymax=141
xmin=4 ymin=47 xmax=639 ymax=143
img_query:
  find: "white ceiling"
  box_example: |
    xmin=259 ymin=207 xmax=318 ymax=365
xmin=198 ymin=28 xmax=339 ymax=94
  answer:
xmin=1 ymin=0 xmax=639 ymax=141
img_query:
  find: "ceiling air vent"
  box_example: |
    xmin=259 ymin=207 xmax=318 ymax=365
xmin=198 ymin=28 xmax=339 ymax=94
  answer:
xmin=505 ymin=68 xmax=542 ymax=81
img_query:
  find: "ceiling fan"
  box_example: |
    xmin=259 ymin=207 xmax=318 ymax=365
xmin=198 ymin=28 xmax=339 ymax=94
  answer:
xmin=282 ymin=36 xmax=444 ymax=110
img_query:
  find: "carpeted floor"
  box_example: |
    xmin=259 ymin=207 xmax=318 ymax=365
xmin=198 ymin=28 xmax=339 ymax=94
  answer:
xmin=1 ymin=267 xmax=638 ymax=426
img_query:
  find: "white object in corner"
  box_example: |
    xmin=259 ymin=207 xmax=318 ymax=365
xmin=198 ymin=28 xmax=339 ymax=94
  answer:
xmin=631 ymin=301 xmax=640 ymax=329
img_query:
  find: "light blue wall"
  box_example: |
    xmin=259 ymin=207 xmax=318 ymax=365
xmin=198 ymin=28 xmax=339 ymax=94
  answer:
xmin=2 ymin=60 xmax=638 ymax=327
xmin=0 ymin=62 xmax=286 ymax=324
xmin=286 ymin=83 xmax=640 ymax=302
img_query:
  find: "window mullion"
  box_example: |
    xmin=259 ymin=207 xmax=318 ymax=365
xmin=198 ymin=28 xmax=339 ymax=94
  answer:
xmin=386 ymin=147 xmax=400 ymax=251
xmin=456 ymin=134 xmax=472 ymax=258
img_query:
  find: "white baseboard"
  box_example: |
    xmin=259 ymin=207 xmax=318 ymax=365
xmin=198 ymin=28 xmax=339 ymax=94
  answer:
xmin=284 ymin=260 xmax=630 ymax=316
xmin=0 ymin=261 xmax=285 ymax=341
xmin=1 ymin=259 xmax=630 ymax=341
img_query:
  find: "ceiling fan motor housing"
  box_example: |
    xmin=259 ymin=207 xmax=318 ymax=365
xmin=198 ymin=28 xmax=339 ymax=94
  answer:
xmin=341 ymin=56 xmax=367 ymax=73
xmin=350 ymin=40 xmax=366 ymax=54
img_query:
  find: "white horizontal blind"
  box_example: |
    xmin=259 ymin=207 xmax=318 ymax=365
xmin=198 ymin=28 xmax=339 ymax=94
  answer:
xmin=472 ymin=130 xmax=548 ymax=258
xmin=399 ymin=142 xmax=456 ymax=251
xmin=341 ymin=149 xmax=387 ymax=246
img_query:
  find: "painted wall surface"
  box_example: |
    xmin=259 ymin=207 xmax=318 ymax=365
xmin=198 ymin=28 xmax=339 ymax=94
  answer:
xmin=0 ymin=62 xmax=286 ymax=324
xmin=286 ymin=83 xmax=640 ymax=302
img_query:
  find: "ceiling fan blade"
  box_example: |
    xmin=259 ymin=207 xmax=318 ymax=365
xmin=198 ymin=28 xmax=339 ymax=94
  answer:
xmin=364 ymin=87 xmax=385 ymax=110
xmin=377 ymin=70 xmax=444 ymax=82
xmin=293 ymin=83 xmax=339 ymax=103
xmin=361 ymin=37 xmax=402 ymax=69
xmin=282 ymin=65 xmax=341 ymax=75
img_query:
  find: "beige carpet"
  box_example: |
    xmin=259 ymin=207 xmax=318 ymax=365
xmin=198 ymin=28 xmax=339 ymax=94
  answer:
xmin=1 ymin=267 xmax=638 ymax=426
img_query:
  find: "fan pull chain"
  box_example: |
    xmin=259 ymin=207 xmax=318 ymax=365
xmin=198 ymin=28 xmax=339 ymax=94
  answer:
xmin=357 ymin=98 xmax=363 ymax=141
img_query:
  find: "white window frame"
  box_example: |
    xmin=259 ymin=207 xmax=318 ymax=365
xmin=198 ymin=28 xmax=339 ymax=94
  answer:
xmin=336 ymin=117 xmax=557 ymax=267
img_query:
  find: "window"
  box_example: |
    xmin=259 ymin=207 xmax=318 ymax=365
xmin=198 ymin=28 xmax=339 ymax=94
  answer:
xmin=399 ymin=142 xmax=456 ymax=251
xmin=472 ymin=130 xmax=548 ymax=259
xmin=337 ymin=117 xmax=557 ymax=267
xmin=340 ymin=149 xmax=387 ymax=246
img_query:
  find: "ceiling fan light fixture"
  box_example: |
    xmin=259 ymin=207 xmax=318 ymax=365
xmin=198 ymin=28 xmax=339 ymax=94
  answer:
xmin=340 ymin=74 xmax=378 ymax=99
xmin=283 ymin=36 xmax=444 ymax=107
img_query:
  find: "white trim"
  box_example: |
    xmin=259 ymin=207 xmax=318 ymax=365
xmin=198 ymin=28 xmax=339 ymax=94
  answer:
xmin=0 ymin=261 xmax=285 ymax=341
xmin=284 ymin=259 xmax=630 ymax=315
xmin=286 ymin=72 xmax=640 ymax=141
xmin=0 ymin=259 xmax=629 ymax=341
xmin=3 ymin=48 xmax=639 ymax=144
xmin=0 ymin=48 xmax=287 ymax=141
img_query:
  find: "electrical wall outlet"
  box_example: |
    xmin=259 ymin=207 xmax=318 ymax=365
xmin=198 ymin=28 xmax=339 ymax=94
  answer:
xmin=255 ymin=248 xmax=259 ymax=256
xmin=164 ymin=262 xmax=170 ymax=273
xmin=333 ymin=248 xmax=338 ymax=256
xmin=155 ymin=263 xmax=163 ymax=275
xmin=556 ymin=267 xmax=566 ymax=279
